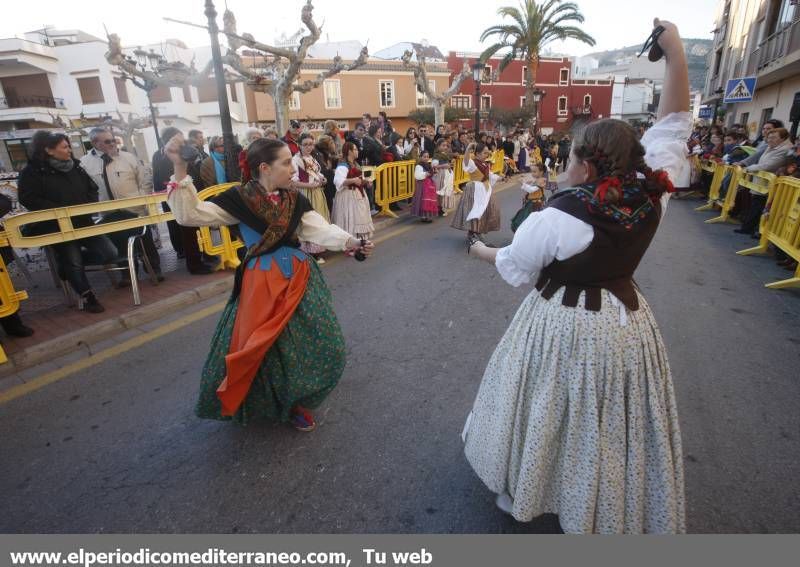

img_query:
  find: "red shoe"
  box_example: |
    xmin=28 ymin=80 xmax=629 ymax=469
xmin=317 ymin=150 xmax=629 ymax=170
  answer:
xmin=290 ymin=406 xmax=316 ymax=432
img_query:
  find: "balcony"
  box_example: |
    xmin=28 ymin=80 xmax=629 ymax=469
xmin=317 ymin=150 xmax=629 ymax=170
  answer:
xmin=0 ymin=95 xmax=66 ymax=110
xmin=748 ymin=18 xmax=800 ymax=76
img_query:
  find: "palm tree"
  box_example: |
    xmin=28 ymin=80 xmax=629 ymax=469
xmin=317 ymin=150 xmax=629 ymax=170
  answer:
xmin=480 ymin=0 xmax=596 ymax=128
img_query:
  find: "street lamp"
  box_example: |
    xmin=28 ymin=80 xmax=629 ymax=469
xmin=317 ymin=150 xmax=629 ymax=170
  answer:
xmin=124 ymin=46 xmax=165 ymax=150
xmin=205 ymin=0 xmax=240 ymax=182
xmin=712 ymin=87 xmax=725 ymax=125
xmin=472 ymin=62 xmax=485 ymax=135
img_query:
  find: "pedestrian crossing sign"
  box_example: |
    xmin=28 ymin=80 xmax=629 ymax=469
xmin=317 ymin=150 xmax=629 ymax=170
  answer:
xmin=724 ymin=76 xmax=757 ymax=103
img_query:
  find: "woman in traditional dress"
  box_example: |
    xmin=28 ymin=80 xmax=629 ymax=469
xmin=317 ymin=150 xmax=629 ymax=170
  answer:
xmin=314 ymin=135 xmax=339 ymax=215
xmin=332 ymin=142 xmax=374 ymax=241
xmin=450 ymin=142 xmax=502 ymax=245
xmin=164 ymin=137 xmax=374 ymax=430
xmin=411 ymin=150 xmax=438 ymax=223
xmin=461 ymin=19 xmax=690 ymax=534
xmin=432 ymin=138 xmax=455 ymax=217
xmin=291 ymin=133 xmax=330 ymax=264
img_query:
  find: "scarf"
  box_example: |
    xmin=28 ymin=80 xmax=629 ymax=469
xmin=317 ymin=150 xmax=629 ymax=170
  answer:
xmin=569 ymin=169 xmax=675 ymax=230
xmin=48 ymin=158 xmax=74 ymax=173
xmin=210 ymin=151 xmax=227 ymax=184
xmin=433 ymin=149 xmax=451 ymax=163
xmin=474 ymin=158 xmax=491 ymax=182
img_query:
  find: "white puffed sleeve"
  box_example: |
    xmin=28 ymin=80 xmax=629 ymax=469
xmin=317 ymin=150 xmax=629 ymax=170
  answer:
xmin=290 ymin=154 xmax=303 ymax=183
xmin=520 ymin=182 xmax=538 ymax=194
xmin=640 ymin=111 xmax=693 ymax=212
xmin=463 ymin=159 xmax=477 ymax=173
xmin=495 ymin=207 xmax=594 ymax=287
xmin=333 ymin=164 xmax=349 ymax=192
xmin=297 ymin=211 xmax=354 ymax=251
xmin=414 ymin=164 xmax=428 ymax=180
xmin=166 ymin=175 xmax=238 ymax=227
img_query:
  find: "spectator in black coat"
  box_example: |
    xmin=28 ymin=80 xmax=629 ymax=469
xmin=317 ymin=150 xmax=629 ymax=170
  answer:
xmin=18 ymin=131 xmax=117 ymax=313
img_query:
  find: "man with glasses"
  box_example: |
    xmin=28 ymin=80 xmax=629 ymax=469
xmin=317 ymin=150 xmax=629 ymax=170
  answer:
xmin=418 ymin=124 xmax=434 ymax=155
xmin=81 ymin=127 xmax=164 ymax=282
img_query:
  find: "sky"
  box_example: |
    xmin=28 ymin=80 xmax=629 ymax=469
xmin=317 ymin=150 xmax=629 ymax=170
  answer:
xmin=2 ymin=0 xmax=719 ymax=57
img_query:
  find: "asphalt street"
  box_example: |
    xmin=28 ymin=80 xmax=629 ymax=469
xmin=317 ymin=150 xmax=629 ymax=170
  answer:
xmin=1 ymin=184 xmax=798 ymax=533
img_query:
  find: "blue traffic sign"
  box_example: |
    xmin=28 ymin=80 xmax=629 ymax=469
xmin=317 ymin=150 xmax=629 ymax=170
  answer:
xmin=698 ymin=106 xmax=713 ymax=119
xmin=724 ymin=76 xmax=757 ymax=103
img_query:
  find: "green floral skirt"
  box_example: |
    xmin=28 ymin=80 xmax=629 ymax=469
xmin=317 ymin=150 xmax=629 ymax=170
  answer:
xmin=195 ymin=262 xmax=346 ymax=425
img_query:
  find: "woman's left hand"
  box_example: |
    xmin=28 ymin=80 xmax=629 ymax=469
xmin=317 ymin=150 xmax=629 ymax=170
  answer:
xmin=360 ymin=240 xmax=375 ymax=257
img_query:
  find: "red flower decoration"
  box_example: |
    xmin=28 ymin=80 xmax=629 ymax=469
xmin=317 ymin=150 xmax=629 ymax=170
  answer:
xmin=593 ymin=176 xmax=622 ymax=203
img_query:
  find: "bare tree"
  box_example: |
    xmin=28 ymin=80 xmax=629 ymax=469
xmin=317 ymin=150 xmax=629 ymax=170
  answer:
xmin=222 ymin=0 xmax=368 ymax=134
xmin=402 ymin=46 xmax=471 ymax=129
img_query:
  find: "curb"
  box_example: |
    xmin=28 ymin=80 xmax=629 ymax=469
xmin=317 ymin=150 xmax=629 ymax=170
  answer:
xmin=0 ymin=209 xmax=422 ymax=379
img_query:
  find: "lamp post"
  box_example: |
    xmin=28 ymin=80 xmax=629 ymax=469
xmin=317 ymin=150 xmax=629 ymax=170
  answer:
xmin=205 ymin=0 xmax=240 ymax=182
xmin=125 ymin=47 xmax=165 ymax=150
xmin=472 ymin=62 xmax=485 ymax=135
xmin=712 ymin=87 xmax=725 ymax=126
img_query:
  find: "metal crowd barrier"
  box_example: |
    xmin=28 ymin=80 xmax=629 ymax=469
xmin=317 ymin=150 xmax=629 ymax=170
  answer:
xmin=692 ymin=159 xmax=799 ymax=289
xmin=374 ymin=150 xmax=506 ymax=218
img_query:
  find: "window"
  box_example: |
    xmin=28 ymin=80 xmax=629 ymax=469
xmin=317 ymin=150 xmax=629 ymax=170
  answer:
xmin=583 ymin=94 xmax=592 ymax=107
xmin=416 ymin=79 xmax=435 ymax=107
xmin=559 ymin=68 xmax=569 ymax=86
xmin=197 ymin=78 xmax=217 ymax=102
xmin=522 ymin=66 xmax=527 ymax=86
xmin=149 ymin=84 xmax=172 ymax=103
xmin=229 ymin=84 xmax=238 ymax=103
xmin=713 ymin=48 xmax=723 ymax=77
xmin=182 ymin=85 xmax=192 ymax=103
xmin=323 ymin=80 xmax=341 ymax=109
xmin=113 ymin=77 xmax=129 ymax=104
xmin=481 ymin=65 xmax=493 ymax=84
xmin=558 ymin=96 xmax=568 ymax=115
xmin=451 ymin=95 xmax=471 ymax=109
xmin=289 ymin=89 xmax=301 ymax=110
xmin=520 ymin=96 xmax=526 ymax=107
xmin=760 ymin=107 xmax=773 ymax=128
xmin=379 ymin=80 xmax=395 ymax=108
xmin=76 ymin=77 xmax=104 ymax=104
xmin=481 ymin=95 xmax=492 ymax=110
xmin=740 ymin=112 xmax=750 ymax=128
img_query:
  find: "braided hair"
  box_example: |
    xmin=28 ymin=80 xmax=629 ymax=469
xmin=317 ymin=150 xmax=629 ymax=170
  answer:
xmin=572 ymin=119 xmax=673 ymax=204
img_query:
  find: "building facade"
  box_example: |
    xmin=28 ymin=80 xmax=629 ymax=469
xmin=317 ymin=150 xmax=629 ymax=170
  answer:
xmin=243 ymin=59 xmax=451 ymax=135
xmin=703 ymin=0 xmax=800 ymax=137
xmin=445 ymin=52 xmax=614 ymax=134
xmin=0 ymin=28 xmax=250 ymax=171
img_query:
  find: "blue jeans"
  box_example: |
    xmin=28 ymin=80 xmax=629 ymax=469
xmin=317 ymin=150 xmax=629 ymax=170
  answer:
xmin=51 ymin=235 xmax=118 ymax=295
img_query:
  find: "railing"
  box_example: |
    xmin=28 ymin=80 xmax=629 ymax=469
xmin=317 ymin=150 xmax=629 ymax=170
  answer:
xmin=0 ymin=95 xmax=66 ymax=110
xmin=750 ymin=18 xmax=800 ymax=73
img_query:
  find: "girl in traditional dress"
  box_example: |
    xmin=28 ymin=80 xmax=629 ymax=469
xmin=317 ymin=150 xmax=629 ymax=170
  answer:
xmin=461 ymin=19 xmax=690 ymax=533
xmin=432 ymin=138 xmax=455 ymax=217
xmin=314 ymin=135 xmax=339 ymax=215
xmin=450 ymin=142 xmax=502 ymax=245
xmin=332 ymin=142 xmax=374 ymax=240
xmin=411 ymin=150 xmax=438 ymax=223
xmin=291 ymin=133 xmax=330 ymax=263
xmin=164 ymin=137 xmax=374 ymax=430
xmin=509 ymin=163 xmax=547 ymax=233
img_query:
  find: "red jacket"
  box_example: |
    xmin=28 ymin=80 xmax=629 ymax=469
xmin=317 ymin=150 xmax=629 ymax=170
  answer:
xmin=283 ymin=132 xmax=300 ymax=156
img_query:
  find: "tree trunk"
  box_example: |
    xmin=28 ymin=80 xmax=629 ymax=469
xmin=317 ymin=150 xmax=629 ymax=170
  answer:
xmin=527 ymin=53 xmax=539 ymax=132
xmin=433 ymin=101 xmax=445 ymax=129
xmin=273 ymin=87 xmax=290 ymax=136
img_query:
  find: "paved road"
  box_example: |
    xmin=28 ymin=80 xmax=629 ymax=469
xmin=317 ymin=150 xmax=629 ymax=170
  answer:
xmin=1 ymin=185 xmax=798 ymax=533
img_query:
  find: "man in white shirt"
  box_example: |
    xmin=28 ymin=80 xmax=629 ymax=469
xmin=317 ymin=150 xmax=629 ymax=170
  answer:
xmin=81 ymin=127 xmax=163 ymax=281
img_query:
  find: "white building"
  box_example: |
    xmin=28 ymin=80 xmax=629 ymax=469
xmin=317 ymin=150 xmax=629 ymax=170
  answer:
xmin=0 ymin=27 xmax=251 ymax=171
xmin=703 ymin=0 xmax=800 ymax=137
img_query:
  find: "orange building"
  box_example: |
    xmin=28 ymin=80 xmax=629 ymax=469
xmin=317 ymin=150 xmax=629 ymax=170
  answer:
xmin=244 ymin=59 xmax=451 ymax=134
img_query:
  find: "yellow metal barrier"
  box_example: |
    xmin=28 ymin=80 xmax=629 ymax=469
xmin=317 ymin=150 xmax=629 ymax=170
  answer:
xmin=195 ymin=183 xmax=245 ymax=270
xmin=373 ymin=160 xmax=416 ymax=218
xmin=737 ymin=176 xmax=800 ymax=289
xmin=694 ymin=159 xmax=724 ymax=212
xmin=706 ymin=165 xmax=743 ymax=224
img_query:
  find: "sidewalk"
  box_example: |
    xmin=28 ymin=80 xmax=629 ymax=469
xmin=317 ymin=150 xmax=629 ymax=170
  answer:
xmin=0 ymin=213 xmax=409 ymax=376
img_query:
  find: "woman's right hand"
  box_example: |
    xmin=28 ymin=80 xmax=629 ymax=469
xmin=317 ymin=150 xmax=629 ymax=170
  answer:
xmin=653 ymin=18 xmax=683 ymax=59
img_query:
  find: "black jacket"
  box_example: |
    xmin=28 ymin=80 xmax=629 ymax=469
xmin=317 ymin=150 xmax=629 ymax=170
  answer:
xmin=18 ymin=158 xmax=99 ymax=234
xmin=361 ymin=136 xmax=385 ymax=166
